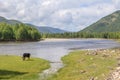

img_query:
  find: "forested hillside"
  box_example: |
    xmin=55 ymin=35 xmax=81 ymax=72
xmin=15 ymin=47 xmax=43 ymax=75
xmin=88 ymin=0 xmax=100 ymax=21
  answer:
xmin=81 ymin=10 xmax=120 ymax=32
xmin=0 ymin=16 xmax=67 ymax=33
xmin=0 ymin=16 xmax=21 ymax=24
xmin=0 ymin=23 xmax=41 ymax=41
xmin=42 ymin=10 xmax=120 ymax=39
xmin=1 ymin=10 xmax=120 ymax=40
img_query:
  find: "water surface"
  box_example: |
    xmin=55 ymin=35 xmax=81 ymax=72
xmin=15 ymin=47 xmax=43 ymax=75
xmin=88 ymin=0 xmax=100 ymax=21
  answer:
xmin=0 ymin=39 xmax=120 ymax=62
xmin=0 ymin=39 xmax=120 ymax=79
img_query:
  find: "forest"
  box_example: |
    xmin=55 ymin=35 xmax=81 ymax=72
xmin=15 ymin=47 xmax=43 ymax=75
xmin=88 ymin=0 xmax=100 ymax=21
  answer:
xmin=0 ymin=23 xmax=41 ymax=41
xmin=1 ymin=22 xmax=120 ymax=41
xmin=41 ymin=32 xmax=120 ymax=39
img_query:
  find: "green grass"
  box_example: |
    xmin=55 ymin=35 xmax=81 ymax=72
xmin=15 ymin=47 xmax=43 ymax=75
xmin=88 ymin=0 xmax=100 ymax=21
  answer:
xmin=48 ymin=50 xmax=118 ymax=80
xmin=0 ymin=55 xmax=50 ymax=80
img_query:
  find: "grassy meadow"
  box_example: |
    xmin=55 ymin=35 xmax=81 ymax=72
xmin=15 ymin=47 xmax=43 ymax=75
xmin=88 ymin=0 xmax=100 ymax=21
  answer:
xmin=0 ymin=55 xmax=50 ymax=80
xmin=48 ymin=49 xmax=119 ymax=80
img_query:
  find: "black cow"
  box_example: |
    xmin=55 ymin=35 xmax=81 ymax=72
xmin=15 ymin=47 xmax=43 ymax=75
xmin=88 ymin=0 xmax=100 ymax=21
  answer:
xmin=22 ymin=53 xmax=31 ymax=61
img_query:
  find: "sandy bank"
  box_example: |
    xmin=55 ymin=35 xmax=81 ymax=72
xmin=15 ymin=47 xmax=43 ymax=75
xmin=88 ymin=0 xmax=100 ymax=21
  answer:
xmin=43 ymin=38 xmax=72 ymax=42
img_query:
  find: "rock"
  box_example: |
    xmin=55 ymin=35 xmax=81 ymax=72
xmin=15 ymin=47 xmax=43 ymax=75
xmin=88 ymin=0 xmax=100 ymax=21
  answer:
xmin=86 ymin=50 xmax=98 ymax=55
xmin=102 ymin=54 xmax=109 ymax=57
xmin=116 ymin=58 xmax=120 ymax=61
xmin=80 ymin=70 xmax=86 ymax=74
xmin=107 ymin=67 xmax=120 ymax=80
xmin=111 ymin=50 xmax=115 ymax=53
xmin=89 ymin=77 xmax=94 ymax=80
xmin=117 ymin=63 xmax=120 ymax=66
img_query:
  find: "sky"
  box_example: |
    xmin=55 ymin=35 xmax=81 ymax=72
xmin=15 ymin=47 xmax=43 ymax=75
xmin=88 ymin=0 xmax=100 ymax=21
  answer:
xmin=0 ymin=0 xmax=120 ymax=32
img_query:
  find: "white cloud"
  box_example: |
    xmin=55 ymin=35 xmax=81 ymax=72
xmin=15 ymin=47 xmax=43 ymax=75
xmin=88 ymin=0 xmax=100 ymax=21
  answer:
xmin=113 ymin=0 xmax=120 ymax=8
xmin=0 ymin=0 xmax=120 ymax=31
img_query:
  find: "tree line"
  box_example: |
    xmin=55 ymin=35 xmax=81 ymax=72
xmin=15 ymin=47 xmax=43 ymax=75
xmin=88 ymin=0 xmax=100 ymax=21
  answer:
xmin=41 ymin=32 xmax=120 ymax=39
xmin=0 ymin=23 xmax=41 ymax=41
xmin=1 ymin=22 xmax=120 ymax=41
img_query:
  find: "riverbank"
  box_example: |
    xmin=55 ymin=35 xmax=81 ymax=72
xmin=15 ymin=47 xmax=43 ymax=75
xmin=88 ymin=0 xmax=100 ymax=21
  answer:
xmin=0 ymin=55 xmax=50 ymax=80
xmin=0 ymin=39 xmax=119 ymax=80
xmin=42 ymin=38 xmax=72 ymax=42
xmin=47 ymin=49 xmax=120 ymax=80
xmin=43 ymin=38 xmax=105 ymax=41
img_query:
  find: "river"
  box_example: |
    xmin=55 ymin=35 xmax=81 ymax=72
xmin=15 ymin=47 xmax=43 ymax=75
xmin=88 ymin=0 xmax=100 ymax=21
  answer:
xmin=0 ymin=39 xmax=120 ymax=79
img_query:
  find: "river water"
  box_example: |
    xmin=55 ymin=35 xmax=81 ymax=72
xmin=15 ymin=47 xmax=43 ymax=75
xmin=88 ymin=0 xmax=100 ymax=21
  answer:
xmin=0 ymin=39 xmax=120 ymax=79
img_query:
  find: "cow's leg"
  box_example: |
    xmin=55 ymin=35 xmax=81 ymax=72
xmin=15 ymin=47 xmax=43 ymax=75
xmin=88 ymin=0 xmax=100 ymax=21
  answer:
xmin=28 ymin=54 xmax=30 ymax=60
xmin=28 ymin=56 xmax=30 ymax=60
xmin=23 ymin=57 xmax=25 ymax=61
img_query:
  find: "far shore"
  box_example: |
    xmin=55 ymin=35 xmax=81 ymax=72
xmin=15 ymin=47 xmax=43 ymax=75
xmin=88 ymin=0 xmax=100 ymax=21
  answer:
xmin=0 ymin=38 xmax=118 ymax=43
xmin=43 ymin=38 xmax=72 ymax=42
xmin=42 ymin=38 xmax=115 ymax=42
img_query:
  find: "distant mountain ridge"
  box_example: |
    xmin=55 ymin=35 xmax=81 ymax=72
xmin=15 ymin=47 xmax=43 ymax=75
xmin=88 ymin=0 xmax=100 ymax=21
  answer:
xmin=36 ymin=26 xmax=66 ymax=33
xmin=80 ymin=10 xmax=120 ymax=32
xmin=0 ymin=16 xmax=67 ymax=33
xmin=0 ymin=16 xmax=22 ymax=24
xmin=26 ymin=24 xmax=67 ymax=33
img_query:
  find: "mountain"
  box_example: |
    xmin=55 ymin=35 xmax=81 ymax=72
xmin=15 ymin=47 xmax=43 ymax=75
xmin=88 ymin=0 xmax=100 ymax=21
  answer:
xmin=36 ymin=26 xmax=66 ymax=33
xmin=0 ymin=16 xmax=22 ymax=24
xmin=26 ymin=24 xmax=67 ymax=33
xmin=0 ymin=16 xmax=67 ymax=33
xmin=81 ymin=10 xmax=120 ymax=32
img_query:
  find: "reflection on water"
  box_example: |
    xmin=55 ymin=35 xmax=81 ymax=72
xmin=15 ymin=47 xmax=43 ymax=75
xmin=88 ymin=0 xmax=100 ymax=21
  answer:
xmin=0 ymin=39 xmax=120 ymax=62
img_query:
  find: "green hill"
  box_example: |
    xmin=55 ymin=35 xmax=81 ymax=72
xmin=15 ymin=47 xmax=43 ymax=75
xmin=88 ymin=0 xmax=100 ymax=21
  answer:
xmin=0 ymin=16 xmax=67 ymax=33
xmin=81 ymin=10 xmax=120 ymax=32
xmin=0 ymin=16 xmax=22 ymax=24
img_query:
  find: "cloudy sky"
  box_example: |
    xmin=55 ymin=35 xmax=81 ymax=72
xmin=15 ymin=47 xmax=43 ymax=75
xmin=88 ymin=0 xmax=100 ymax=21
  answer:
xmin=0 ymin=0 xmax=120 ymax=31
